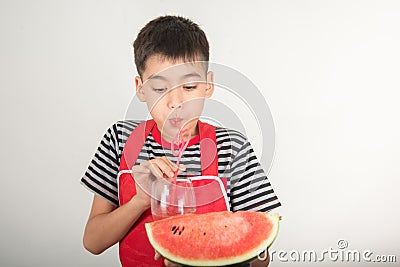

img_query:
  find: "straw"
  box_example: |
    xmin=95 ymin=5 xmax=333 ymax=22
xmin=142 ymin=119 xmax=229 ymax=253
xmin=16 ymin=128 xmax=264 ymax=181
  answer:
xmin=167 ymin=128 xmax=191 ymax=216
xmin=171 ymin=128 xmax=191 ymax=184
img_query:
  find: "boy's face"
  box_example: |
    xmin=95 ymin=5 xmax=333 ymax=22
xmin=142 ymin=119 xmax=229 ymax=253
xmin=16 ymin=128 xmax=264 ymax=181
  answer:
xmin=135 ymin=55 xmax=214 ymax=141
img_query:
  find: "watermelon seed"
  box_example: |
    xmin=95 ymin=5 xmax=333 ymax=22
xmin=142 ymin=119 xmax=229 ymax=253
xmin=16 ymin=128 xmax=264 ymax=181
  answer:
xmin=173 ymin=227 xmax=179 ymax=235
xmin=178 ymin=226 xmax=184 ymax=235
xmin=171 ymin=226 xmax=176 ymax=232
xmin=203 ymin=232 xmax=206 ymax=235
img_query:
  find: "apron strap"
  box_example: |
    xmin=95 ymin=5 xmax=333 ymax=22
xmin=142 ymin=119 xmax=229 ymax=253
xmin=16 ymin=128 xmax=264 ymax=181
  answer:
xmin=198 ymin=120 xmax=218 ymax=176
xmin=122 ymin=120 xmax=156 ymax=170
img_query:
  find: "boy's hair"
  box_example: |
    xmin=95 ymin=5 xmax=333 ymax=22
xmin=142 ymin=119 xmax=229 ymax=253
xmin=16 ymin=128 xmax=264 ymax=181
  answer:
xmin=133 ymin=15 xmax=209 ymax=77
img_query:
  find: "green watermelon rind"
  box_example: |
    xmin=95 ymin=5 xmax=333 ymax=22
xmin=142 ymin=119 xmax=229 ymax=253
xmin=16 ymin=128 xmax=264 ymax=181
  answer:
xmin=145 ymin=211 xmax=280 ymax=267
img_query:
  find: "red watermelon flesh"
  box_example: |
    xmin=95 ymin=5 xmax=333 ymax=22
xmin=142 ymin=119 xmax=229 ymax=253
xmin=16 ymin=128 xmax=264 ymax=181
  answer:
xmin=145 ymin=211 xmax=280 ymax=266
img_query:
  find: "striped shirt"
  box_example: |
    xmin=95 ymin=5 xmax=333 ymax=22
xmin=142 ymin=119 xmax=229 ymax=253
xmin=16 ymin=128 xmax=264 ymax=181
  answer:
xmin=81 ymin=120 xmax=281 ymax=212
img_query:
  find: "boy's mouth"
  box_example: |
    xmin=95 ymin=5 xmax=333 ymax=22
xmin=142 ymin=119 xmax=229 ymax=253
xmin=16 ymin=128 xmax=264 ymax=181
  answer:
xmin=168 ymin=118 xmax=183 ymax=127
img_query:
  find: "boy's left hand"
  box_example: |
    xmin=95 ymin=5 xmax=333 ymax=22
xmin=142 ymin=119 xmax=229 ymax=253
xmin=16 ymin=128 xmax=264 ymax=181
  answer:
xmin=155 ymin=251 xmax=181 ymax=267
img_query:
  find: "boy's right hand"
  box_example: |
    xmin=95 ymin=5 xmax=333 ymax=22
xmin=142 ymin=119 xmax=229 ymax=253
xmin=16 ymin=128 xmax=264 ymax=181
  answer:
xmin=131 ymin=156 xmax=185 ymax=209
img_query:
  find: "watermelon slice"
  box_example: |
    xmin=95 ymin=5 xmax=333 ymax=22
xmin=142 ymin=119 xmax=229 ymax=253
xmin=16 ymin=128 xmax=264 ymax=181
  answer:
xmin=145 ymin=211 xmax=280 ymax=266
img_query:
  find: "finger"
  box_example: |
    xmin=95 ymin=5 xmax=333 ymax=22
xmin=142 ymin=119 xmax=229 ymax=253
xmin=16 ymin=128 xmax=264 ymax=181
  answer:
xmin=164 ymin=259 xmax=180 ymax=267
xmin=141 ymin=161 xmax=163 ymax=178
xmin=152 ymin=158 xmax=176 ymax=178
xmin=154 ymin=251 xmax=161 ymax=260
xmin=162 ymin=156 xmax=179 ymax=171
xmin=132 ymin=165 xmax=151 ymax=174
xmin=177 ymin=164 xmax=186 ymax=172
xmin=159 ymin=156 xmax=180 ymax=174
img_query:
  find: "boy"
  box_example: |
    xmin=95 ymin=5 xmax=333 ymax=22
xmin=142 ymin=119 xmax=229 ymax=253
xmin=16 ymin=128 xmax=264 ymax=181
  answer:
xmin=81 ymin=15 xmax=280 ymax=267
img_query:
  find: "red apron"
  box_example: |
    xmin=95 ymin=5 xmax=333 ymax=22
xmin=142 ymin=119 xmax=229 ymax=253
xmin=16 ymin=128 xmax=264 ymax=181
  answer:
xmin=118 ymin=119 xmax=229 ymax=267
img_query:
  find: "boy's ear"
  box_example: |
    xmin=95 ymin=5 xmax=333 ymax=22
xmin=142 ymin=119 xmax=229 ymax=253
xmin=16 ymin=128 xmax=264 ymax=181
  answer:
xmin=135 ymin=76 xmax=146 ymax=102
xmin=205 ymin=71 xmax=215 ymax=99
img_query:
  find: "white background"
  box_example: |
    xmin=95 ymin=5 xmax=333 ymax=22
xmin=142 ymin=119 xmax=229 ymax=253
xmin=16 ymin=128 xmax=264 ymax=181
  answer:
xmin=1 ymin=0 xmax=399 ymax=266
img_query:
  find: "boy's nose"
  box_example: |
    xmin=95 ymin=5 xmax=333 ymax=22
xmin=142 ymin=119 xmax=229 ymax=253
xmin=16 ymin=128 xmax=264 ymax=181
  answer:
xmin=167 ymin=88 xmax=184 ymax=109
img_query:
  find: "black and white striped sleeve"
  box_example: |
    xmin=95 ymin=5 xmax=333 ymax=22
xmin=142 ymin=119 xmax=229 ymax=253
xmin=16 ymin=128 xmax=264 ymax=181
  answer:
xmin=80 ymin=124 xmax=120 ymax=206
xmin=229 ymin=139 xmax=281 ymax=212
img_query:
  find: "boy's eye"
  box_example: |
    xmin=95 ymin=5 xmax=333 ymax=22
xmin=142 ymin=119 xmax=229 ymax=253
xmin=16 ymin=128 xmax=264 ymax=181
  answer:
xmin=153 ymin=88 xmax=167 ymax=93
xmin=183 ymin=84 xmax=197 ymax=90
